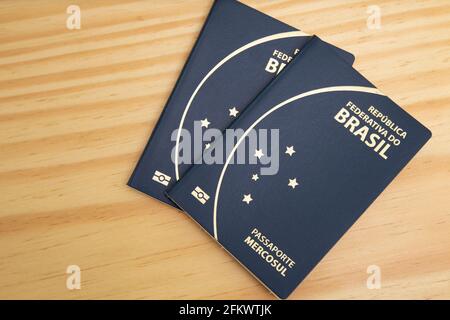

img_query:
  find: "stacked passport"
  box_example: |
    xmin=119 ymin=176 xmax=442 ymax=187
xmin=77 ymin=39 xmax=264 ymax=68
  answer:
xmin=129 ymin=0 xmax=431 ymax=299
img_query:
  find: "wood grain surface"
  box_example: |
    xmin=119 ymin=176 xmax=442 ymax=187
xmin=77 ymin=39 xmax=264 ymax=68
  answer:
xmin=0 ymin=0 xmax=449 ymax=299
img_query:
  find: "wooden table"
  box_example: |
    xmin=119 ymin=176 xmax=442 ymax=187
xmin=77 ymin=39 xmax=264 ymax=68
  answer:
xmin=1 ymin=0 xmax=449 ymax=299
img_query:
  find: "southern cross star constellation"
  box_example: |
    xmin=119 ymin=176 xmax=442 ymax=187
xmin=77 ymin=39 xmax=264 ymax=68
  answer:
xmin=190 ymin=144 xmax=301 ymax=206
xmin=242 ymin=145 xmax=300 ymax=205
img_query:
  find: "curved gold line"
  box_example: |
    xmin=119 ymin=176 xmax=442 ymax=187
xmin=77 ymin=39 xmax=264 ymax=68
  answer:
xmin=174 ymin=31 xmax=309 ymax=180
xmin=213 ymin=86 xmax=384 ymax=240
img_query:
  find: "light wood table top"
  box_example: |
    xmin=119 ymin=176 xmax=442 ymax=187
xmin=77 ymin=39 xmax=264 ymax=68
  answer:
xmin=0 ymin=0 xmax=449 ymax=299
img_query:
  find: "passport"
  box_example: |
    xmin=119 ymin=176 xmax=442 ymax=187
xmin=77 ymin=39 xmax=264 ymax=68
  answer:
xmin=167 ymin=36 xmax=431 ymax=299
xmin=128 ymin=0 xmax=354 ymax=206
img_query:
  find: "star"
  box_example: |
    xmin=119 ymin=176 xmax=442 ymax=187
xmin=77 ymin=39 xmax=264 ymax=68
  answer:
xmin=242 ymin=194 xmax=253 ymax=204
xmin=205 ymin=143 xmax=211 ymax=150
xmin=288 ymin=178 xmax=299 ymax=189
xmin=251 ymin=174 xmax=259 ymax=181
xmin=200 ymin=118 xmax=210 ymax=128
xmin=285 ymin=146 xmax=296 ymax=156
xmin=254 ymin=148 xmax=264 ymax=159
xmin=229 ymin=107 xmax=239 ymax=117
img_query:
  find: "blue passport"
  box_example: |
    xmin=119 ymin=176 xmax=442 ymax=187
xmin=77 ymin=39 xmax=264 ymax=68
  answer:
xmin=128 ymin=0 xmax=354 ymax=206
xmin=167 ymin=36 xmax=431 ymax=299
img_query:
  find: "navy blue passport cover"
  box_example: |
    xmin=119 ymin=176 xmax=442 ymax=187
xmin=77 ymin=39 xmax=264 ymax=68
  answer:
xmin=128 ymin=0 xmax=354 ymax=206
xmin=167 ymin=37 xmax=431 ymax=299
